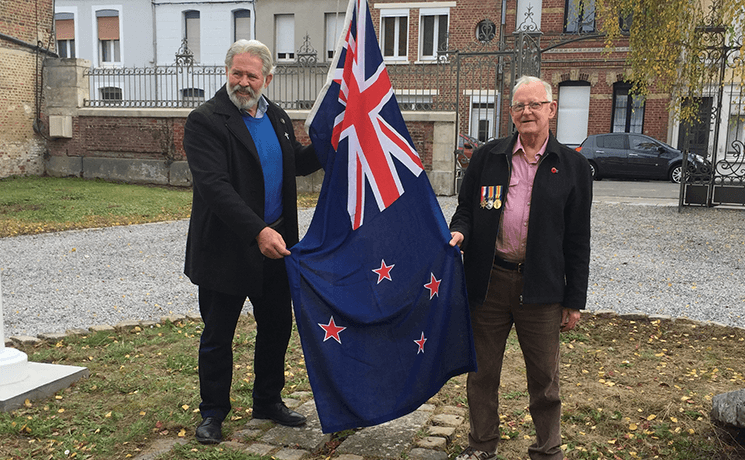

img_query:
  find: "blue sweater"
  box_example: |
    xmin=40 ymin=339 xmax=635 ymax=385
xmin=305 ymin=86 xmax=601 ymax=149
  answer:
xmin=242 ymin=113 xmax=283 ymax=223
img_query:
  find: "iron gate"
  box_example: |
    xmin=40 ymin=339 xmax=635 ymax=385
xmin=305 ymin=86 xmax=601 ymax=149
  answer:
xmin=679 ymin=14 xmax=745 ymax=208
xmin=442 ymin=32 xmax=541 ymax=191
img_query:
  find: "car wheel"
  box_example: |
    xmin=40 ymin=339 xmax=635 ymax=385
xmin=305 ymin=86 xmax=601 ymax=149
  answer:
xmin=669 ymin=164 xmax=683 ymax=183
xmin=588 ymin=161 xmax=600 ymax=181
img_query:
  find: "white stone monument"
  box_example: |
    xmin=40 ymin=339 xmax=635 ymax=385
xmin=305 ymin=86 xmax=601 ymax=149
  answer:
xmin=0 ymin=274 xmax=89 ymax=412
xmin=0 ymin=278 xmax=29 ymax=385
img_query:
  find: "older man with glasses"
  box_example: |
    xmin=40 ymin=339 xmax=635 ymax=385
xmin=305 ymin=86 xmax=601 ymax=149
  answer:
xmin=449 ymin=75 xmax=593 ymax=460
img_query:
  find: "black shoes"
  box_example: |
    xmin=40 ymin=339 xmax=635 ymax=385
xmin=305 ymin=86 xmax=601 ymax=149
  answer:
xmin=195 ymin=417 xmax=222 ymax=444
xmin=252 ymin=402 xmax=307 ymax=427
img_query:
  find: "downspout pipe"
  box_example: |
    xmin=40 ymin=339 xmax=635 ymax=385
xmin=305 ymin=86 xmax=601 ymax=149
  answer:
xmin=0 ymin=32 xmax=58 ymax=57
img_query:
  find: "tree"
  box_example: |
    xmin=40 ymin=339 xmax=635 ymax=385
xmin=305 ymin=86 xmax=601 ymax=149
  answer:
xmin=593 ymin=0 xmax=744 ymax=122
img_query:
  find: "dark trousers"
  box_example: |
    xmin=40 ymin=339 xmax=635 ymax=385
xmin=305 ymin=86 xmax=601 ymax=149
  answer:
xmin=467 ymin=266 xmax=564 ymax=460
xmin=197 ymin=257 xmax=292 ymax=421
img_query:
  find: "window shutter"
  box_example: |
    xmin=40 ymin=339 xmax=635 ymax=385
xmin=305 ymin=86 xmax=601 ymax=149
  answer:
xmin=97 ymin=16 xmax=119 ymax=40
xmin=56 ymin=19 xmax=74 ymax=40
xmin=234 ymin=10 xmax=251 ymax=41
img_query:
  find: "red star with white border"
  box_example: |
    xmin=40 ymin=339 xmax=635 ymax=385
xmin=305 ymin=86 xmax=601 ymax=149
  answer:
xmin=318 ymin=316 xmax=347 ymax=344
xmin=414 ymin=331 xmax=427 ymax=354
xmin=372 ymin=259 xmax=395 ymax=284
xmin=424 ymin=273 xmax=441 ymax=300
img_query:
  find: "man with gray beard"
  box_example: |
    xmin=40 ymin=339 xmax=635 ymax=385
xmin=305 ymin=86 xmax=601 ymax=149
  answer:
xmin=183 ymin=39 xmax=321 ymax=444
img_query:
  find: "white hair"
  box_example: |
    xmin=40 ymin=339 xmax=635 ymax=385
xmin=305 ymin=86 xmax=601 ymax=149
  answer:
xmin=512 ymin=75 xmax=553 ymax=103
xmin=225 ymin=39 xmax=275 ymax=77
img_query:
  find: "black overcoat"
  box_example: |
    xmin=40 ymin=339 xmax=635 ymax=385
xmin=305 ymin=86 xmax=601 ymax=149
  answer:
xmin=449 ymin=131 xmax=592 ymax=310
xmin=183 ymin=86 xmax=321 ymax=297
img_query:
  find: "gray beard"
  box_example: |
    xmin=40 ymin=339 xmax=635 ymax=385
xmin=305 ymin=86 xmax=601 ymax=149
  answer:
xmin=228 ymin=83 xmax=262 ymax=112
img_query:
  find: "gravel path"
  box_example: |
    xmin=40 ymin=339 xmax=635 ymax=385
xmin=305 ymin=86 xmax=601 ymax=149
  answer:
xmin=1 ymin=198 xmax=743 ymax=338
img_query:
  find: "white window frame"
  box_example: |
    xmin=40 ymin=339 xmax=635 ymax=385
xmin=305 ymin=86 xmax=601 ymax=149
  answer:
xmin=233 ymin=9 xmax=252 ymax=42
xmin=556 ymin=83 xmax=591 ymax=146
xmin=418 ymin=7 xmax=449 ymax=61
xmin=92 ymin=5 xmax=123 ymax=67
xmin=380 ymin=8 xmax=409 ymax=62
xmin=325 ymin=12 xmax=346 ymax=61
xmin=100 ymin=39 xmax=120 ymax=63
xmin=54 ymin=8 xmax=78 ymax=59
xmin=184 ymin=10 xmax=201 ymax=63
xmin=516 ymin=0 xmax=542 ymax=32
xmin=275 ymin=14 xmax=295 ymax=62
xmin=612 ymin=83 xmax=645 ymax=133
xmin=467 ymin=94 xmax=497 ymax=142
xmin=564 ymin=0 xmax=595 ymax=33
xmin=58 ymin=39 xmax=75 ymax=58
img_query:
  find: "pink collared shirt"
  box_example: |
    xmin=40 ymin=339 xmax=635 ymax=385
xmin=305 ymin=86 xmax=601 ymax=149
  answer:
xmin=494 ymin=135 xmax=548 ymax=262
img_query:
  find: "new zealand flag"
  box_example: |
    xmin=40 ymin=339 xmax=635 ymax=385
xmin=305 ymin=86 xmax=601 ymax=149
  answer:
xmin=285 ymin=0 xmax=476 ymax=434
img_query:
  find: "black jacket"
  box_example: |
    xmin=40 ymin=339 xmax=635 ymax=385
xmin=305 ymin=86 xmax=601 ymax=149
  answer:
xmin=449 ymin=131 xmax=592 ymax=310
xmin=183 ymin=86 xmax=321 ymax=297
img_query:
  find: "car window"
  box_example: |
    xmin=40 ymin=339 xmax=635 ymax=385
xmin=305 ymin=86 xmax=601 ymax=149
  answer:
xmin=597 ymin=135 xmax=626 ymax=149
xmin=630 ymin=135 xmax=659 ymax=151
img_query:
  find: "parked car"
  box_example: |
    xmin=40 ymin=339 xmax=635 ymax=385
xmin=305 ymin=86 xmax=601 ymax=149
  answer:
xmin=457 ymin=134 xmax=482 ymax=159
xmin=575 ymin=133 xmax=710 ymax=183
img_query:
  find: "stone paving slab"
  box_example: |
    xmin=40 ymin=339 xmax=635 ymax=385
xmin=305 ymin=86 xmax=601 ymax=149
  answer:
xmin=275 ymin=447 xmax=310 ymax=460
xmin=260 ymin=400 xmax=331 ymax=451
xmin=335 ymin=455 xmax=364 ymax=460
xmin=244 ymin=442 xmax=276 ymax=456
xmin=431 ymin=413 xmax=464 ymax=427
xmin=417 ymin=436 xmax=447 ymax=450
xmin=409 ymin=447 xmax=449 ymax=460
xmin=131 ymin=438 xmax=187 ymax=460
xmin=428 ymin=425 xmax=456 ymax=441
xmin=336 ymin=407 xmax=433 ymax=459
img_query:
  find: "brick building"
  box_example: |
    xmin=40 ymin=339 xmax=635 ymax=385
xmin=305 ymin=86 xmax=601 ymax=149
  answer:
xmin=369 ymin=0 xmax=672 ymax=148
xmin=37 ymin=0 xmax=680 ymax=192
xmin=0 ymin=0 xmax=56 ymax=178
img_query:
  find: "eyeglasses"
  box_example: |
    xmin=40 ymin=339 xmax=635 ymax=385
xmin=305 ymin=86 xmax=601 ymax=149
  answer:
xmin=511 ymin=101 xmax=551 ymax=112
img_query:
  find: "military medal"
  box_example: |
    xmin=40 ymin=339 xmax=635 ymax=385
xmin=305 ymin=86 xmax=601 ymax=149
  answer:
xmin=494 ymin=186 xmax=502 ymax=209
xmin=481 ymin=186 xmax=503 ymax=210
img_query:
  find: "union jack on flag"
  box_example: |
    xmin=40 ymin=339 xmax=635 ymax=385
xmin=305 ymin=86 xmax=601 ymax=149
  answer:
xmin=329 ymin=0 xmax=424 ymax=229
xmin=286 ymin=0 xmax=476 ymax=433
xmin=315 ymin=0 xmax=425 ymax=230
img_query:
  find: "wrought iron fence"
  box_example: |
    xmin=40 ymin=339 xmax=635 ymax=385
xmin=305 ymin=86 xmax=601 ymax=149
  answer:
xmin=84 ymin=59 xmax=463 ymax=111
xmin=83 ymin=35 xmax=464 ymax=110
xmin=84 ymin=65 xmax=226 ymax=108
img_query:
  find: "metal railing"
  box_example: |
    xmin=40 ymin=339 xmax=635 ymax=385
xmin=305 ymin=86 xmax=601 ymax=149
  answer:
xmin=83 ymin=34 xmax=462 ymax=111
xmin=85 ymin=65 xmax=226 ymax=108
xmin=84 ymin=59 xmax=462 ymax=110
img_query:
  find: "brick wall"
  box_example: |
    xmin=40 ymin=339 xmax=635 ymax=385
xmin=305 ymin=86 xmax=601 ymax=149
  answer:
xmin=51 ymin=117 xmax=188 ymax=163
xmin=370 ymin=0 xmax=672 ymax=144
xmin=0 ymin=0 xmax=54 ymax=178
xmin=47 ymin=113 xmax=436 ymax=174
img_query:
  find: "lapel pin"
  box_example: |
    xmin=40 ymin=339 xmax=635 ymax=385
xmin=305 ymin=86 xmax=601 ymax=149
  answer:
xmin=551 ymin=167 xmax=558 ymax=174
xmin=284 ymin=132 xmax=290 ymax=140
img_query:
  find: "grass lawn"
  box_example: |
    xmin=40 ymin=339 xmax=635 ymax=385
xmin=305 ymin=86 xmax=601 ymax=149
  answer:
xmin=2 ymin=314 xmax=745 ymax=460
xmin=0 ymin=176 xmax=318 ymax=238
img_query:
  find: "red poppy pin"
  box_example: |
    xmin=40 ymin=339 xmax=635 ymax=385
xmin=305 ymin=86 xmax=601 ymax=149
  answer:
xmin=551 ymin=167 xmax=558 ymax=174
